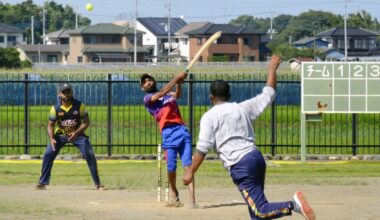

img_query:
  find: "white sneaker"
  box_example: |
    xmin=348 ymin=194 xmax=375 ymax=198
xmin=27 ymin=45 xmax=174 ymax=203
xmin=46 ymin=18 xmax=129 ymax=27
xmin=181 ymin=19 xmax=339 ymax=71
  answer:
xmin=292 ymin=191 xmax=316 ymax=220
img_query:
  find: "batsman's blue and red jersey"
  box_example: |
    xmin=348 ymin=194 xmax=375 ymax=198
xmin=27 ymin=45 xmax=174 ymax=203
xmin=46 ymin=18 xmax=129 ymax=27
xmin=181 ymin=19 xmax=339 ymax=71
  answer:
xmin=143 ymin=93 xmax=183 ymax=132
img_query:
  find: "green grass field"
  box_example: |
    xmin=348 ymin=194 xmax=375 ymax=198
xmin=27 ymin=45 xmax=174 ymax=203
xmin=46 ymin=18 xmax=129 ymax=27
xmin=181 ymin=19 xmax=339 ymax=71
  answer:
xmin=1 ymin=160 xmax=379 ymax=189
xmin=1 ymin=104 xmax=380 ymax=155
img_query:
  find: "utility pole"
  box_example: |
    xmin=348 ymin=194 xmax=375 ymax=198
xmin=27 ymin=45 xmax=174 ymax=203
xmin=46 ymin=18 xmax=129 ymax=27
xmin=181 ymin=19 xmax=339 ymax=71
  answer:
xmin=344 ymin=1 xmax=348 ymax=61
xmin=75 ymin=7 xmax=78 ymax=29
xmin=31 ymin=16 xmax=34 ymax=44
xmin=134 ymin=0 xmax=137 ymax=65
xmin=313 ymin=31 xmax=316 ymax=60
xmin=263 ymin=11 xmax=277 ymax=40
xmin=42 ymin=2 xmax=46 ymax=45
xmin=167 ymin=0 xmax=171 ymax=63
xmin=268 ymin=12 xmax=275 ymax=40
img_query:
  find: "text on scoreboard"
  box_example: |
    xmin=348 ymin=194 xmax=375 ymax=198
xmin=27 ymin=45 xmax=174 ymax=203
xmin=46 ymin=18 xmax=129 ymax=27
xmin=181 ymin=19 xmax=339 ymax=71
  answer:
xmin=301 ymin=62 xmax=380 ymax=113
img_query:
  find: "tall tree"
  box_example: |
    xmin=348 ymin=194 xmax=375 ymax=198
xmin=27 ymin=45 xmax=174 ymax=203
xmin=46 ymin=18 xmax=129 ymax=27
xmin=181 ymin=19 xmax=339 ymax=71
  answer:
xmin=0 ymin=0 xmax=91 ymax=44
xmin=273 ymin=14 xmax=293 ymax=34
xmin=229 ymin=15 xmax=270 ymax=33
xmin=271 ymin=10 xmax=342 ymax=46
xmin=348 ymin=10 xmax=380 ymax=31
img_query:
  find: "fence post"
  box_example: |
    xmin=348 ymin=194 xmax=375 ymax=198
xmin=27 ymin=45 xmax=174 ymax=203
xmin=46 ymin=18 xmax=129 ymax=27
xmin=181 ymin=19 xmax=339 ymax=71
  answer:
xmin=352 ymin=113 xmax=357 ymax=156
xmin=107 ymin=74 xmax=112 ymax=156
xmin=24 ymin=74 xmax=29 ymax=155
xmin=188 ymin=73 xmax=194 ymax=142
xmin=270 ymin=101 xmax=276 ymax=157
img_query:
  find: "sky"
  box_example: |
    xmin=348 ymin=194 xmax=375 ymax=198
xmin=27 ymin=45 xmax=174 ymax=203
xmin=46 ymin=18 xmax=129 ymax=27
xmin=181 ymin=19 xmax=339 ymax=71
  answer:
xmin=4 ymin=0 xmax=380 ymax=25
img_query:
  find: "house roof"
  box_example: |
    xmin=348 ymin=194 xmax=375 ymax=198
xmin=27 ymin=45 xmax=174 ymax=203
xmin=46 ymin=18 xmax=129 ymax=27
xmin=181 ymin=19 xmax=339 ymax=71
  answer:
xmin=137 ymin=17 xmax=187 ymax=36
xmin=0 ymin=23 xmax=23 ymax=33
xmin=293 ymin=37 xmax=328 ymax=45
xmin=319 ymin=48 xmax=345 ymax=60
xmin=260 ymin=36 xmax=270 ymax=44
xmin=289 ymin=57 xmax=314 ymax=63
xmin=318 ymin=27 xmax=378 ymax=37
xmin=45 ymin=29 xmax=70 ymax=39
xmin=17 ymin=44 xmax=68 ymax=53
xmin=68 ymin=23 xmax=141 ymax=35
xmin=82 ymin=46 xmax=150 ymax=53
xmin=176 ymin=22 xmax=210 ymax=36
xmin=185 ymin=23 xmax=264 ymax=35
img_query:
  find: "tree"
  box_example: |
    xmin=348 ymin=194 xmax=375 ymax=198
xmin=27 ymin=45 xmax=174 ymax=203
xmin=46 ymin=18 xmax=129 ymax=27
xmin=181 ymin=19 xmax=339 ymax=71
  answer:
xmin=273 ymin=14 xmax=293 ymax=34
xmin=270 ymin=44 xmax=320 ymax=61
xmin=348 ymin=10 xmax=380 ymax=31
xmin=270 ymin=10 xmax=341 ymax=46
xmin=229 ymin=15 xmax=270 ymax=33
xmin=0 ymin=48 xmax=21 ymax=68
xmin=0 ymin=0 xmax=91 ymax=44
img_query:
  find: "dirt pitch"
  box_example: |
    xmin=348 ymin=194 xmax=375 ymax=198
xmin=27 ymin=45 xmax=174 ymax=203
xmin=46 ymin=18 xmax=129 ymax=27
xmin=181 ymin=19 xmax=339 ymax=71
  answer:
xmin=0 ymin=182 xmax=379 ymax=220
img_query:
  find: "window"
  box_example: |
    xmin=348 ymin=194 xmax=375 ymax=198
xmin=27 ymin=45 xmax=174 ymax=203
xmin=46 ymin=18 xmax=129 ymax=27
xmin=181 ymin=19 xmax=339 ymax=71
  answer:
xmin=128 ymin=36 xmax=134 ymax=44
xmin=84 ymin=36 xmax=96 ymax=44
xmin=137 ymin=35 xmax=142 ymax=46
xmin=92 ymin=56 xmax=100 ymax=62
xmin=101 ymin=35 xmax=120 ymax=44
xmin=60 ymin=38 xmax=69 ymax=44
xmin=354 ymin=39 xmax=367 ymax=49
xmin=243 ymin=37 xmax=253 ymax=45
xmin=182 ymin=38 xmax=188 ymax=45
xmin=197 ymin=37 xmax=202 ymax=45
xmin=0 ymin=36 xmax=4 ymax=43
xmin=7 ymin=36 xmax=16 ymax=42
xmin=77 ymin=56 xmax=83 ymax=63
xmin=217 ymin=36 xmax=236 ymax=44
xmin=337 ymin=39 xmax=345 ymax=49
xmin=47 ymin=54 xmax=57 ymax=63
xmin=369 ymin=39 xmax=376 ymax=49
xmin=32 ymin=56 xmax=38 ymax=62
xmin=231 ymin=36 xmax=237 ymax=44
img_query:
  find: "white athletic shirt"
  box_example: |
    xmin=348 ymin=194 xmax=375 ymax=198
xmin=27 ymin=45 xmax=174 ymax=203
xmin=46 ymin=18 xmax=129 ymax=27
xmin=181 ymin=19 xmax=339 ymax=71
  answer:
xmin=196 ymin=86 xmax=276 ymax=168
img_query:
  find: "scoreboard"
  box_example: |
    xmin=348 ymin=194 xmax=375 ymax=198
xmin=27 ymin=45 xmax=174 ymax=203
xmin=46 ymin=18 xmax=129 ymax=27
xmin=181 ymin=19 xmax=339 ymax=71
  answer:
xmin=302 ymin=62 xmax=380 ymax=113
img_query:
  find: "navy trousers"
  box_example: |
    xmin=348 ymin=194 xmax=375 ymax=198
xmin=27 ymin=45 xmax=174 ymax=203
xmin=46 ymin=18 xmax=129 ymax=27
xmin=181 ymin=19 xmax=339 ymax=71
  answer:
xmin=38 ymin=135 xmax=100 ymax=186
xmin=230 ymin=149 xmax=292 ymax=220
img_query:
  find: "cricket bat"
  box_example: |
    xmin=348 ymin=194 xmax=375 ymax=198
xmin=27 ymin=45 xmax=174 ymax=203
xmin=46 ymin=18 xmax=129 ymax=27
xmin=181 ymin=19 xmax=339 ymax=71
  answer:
xmin=185 ymin=31 xmax=222 ymax=73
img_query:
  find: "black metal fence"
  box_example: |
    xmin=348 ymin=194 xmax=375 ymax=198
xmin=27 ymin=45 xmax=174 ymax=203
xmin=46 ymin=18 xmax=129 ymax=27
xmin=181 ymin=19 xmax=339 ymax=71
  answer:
xmin=0 ymin=72 xmax=379 ymax=156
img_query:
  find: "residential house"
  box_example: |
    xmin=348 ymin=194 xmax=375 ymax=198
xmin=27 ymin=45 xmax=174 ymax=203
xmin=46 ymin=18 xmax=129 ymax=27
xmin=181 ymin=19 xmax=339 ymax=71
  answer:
xmin=67 ymin=23 xmax=147 ymax=64
xmin=184 ymin=23 xmax=264 ymax=62
xmin=289 ymin=57 xmax=314 ymax=71
xmin=0 ymin=23 xmax=24 ymax=48
xmin=44 ymin=29 xmax=70 ymax=45
xmin=17 ymin=44 xmax=68 ymax=64
xmin=293 ymin=37 xmax=329 ymax=49
xmin=176 ymin=22 xmax=212 ymax=62
xmin=320 ymin=48 xmax=345 ymax=61
xmin=137 ymin=17 xmax=187 ymax=62
xmin=317 ymin=27 xmax=379 ymax=60
xmin=259 ymin=36 xmax=271 ymax=61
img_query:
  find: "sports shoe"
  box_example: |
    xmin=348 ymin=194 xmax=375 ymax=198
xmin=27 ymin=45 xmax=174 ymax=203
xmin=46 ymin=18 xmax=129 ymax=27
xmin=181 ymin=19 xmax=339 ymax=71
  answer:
xmin=292 ymin=191 xmax=315 ymax=220
xmin=35 ymin=183 xmax=46 ymax=190
xmin=95 ymin=184 xmax=107 ymax=191
xmin=166 ymin=197 xmax=184 ymax=208
xmin=188 ymin=202 xmax=199 ymax=209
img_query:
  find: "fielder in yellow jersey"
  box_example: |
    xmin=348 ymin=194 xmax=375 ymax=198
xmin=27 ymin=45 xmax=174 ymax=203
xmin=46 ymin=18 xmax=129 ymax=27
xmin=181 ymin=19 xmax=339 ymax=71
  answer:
xmin=35 ymin=83 xmax=105 ymax=190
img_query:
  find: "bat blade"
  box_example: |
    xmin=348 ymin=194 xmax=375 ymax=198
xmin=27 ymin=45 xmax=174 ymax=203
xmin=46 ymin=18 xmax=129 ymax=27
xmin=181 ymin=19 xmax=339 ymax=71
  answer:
xmin=186 ymin=31 xmax=222 ymax=73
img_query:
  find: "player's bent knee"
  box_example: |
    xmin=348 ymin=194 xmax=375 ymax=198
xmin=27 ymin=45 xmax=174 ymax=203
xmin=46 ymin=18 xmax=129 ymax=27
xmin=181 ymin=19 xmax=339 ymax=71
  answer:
xmin=167 ymin=162 xmax=177 ymax=172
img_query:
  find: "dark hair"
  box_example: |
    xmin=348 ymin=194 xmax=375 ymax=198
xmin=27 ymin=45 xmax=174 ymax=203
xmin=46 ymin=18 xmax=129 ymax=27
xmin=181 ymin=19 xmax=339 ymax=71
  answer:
xmin=58 ymin=83 xmax=72 ymax=93
xmin=140 ymin=73 xmax=156 ymax=86
xmin=210 ymin=80 xmax=230 ymax=101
